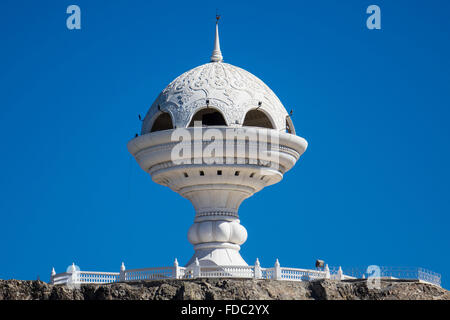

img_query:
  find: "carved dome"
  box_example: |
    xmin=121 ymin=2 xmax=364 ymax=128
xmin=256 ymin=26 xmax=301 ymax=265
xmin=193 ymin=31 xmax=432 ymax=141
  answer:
xmin=141 ymin=62 xmax=292 ymax=134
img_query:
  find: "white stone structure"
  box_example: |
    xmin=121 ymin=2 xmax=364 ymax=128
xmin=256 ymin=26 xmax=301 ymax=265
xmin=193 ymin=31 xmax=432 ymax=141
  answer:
xmin=50 ymin=262 xmax=442 ymax=288
xmin=49 ymin=19 xmax=444 ymax=288
xmin=127 ymin=18 xmax=307 ymax=267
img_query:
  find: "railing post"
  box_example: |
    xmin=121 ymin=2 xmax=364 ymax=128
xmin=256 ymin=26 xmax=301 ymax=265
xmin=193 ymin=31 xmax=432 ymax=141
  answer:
xmin=274 ymin=259 xmax=281 ymax=280
xmin=324 ymin=264 xmax=330 ymax=279
xmin=174 ymin=258 xmax=180 ymax=279
xmin=254 ymin=258 xmax=262 ymax=279
xmin=50 ymin=267 xmax=56 ymax=284
xmin=337 ymin=266 xmax=344 ymax=281
xmin=193 ymin=258 xmax=201 ymax=278
xmin=119 ymin=262 xmax=126 ymax=282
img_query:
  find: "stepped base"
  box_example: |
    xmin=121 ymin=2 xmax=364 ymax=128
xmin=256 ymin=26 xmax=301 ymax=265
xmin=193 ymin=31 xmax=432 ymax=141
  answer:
xmin=185 ymin=247 xmax=248 ymax=267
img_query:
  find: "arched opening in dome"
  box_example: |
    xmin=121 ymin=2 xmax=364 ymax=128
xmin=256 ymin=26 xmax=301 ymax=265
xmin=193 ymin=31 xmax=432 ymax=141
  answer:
xmin=150 ymin=112 xmax=174 ymax=132
xmin=188 ymin=108 xmax=227 ymax=127
xmin=242 ymin=109 xmax=274 ymax=129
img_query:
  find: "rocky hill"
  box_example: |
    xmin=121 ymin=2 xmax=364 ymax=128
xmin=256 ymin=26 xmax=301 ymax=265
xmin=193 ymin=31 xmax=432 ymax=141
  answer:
xmin=0 ymin=278 xmax=448 ymax=300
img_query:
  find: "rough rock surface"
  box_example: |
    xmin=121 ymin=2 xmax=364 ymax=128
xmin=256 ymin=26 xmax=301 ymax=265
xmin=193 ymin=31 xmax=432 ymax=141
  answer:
xmin=0 ymin=279 xmax=448 ymax=300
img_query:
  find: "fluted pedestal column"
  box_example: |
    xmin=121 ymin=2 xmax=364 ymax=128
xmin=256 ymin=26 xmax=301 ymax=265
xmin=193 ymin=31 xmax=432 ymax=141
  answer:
xmin=183 ymin=185 xmax=250 ymax=267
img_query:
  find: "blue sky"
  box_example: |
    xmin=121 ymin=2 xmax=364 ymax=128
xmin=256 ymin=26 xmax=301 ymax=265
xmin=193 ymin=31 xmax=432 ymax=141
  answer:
xmin=0 ymin=0 xmax=449 ymax=287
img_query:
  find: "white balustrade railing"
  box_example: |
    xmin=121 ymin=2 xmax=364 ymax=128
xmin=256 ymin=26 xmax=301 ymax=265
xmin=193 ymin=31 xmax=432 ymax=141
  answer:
xmin=77 ymin=271 xmax=120 ymax=284
xmin=50 ymin=260 xmax=441 ymax=288
xmin=199 ymin=265 xmax=255 ymax=278
xmin=261 ymin=268 xmax=274 ymax=280
xmin=333 ymin=266 xmax=441 ymax=286
xmin=280 ymin=267 xmax=326 ymax=281
xmin=418 ymin=267 xmax=441 ymax=286
xmin=124 ymin=267 xmax=175 ymax=281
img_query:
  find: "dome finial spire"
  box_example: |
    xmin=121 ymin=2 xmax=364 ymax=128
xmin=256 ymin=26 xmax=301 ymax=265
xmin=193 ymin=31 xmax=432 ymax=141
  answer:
xmin=210 ymin=14 xmax=223 ymax=62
